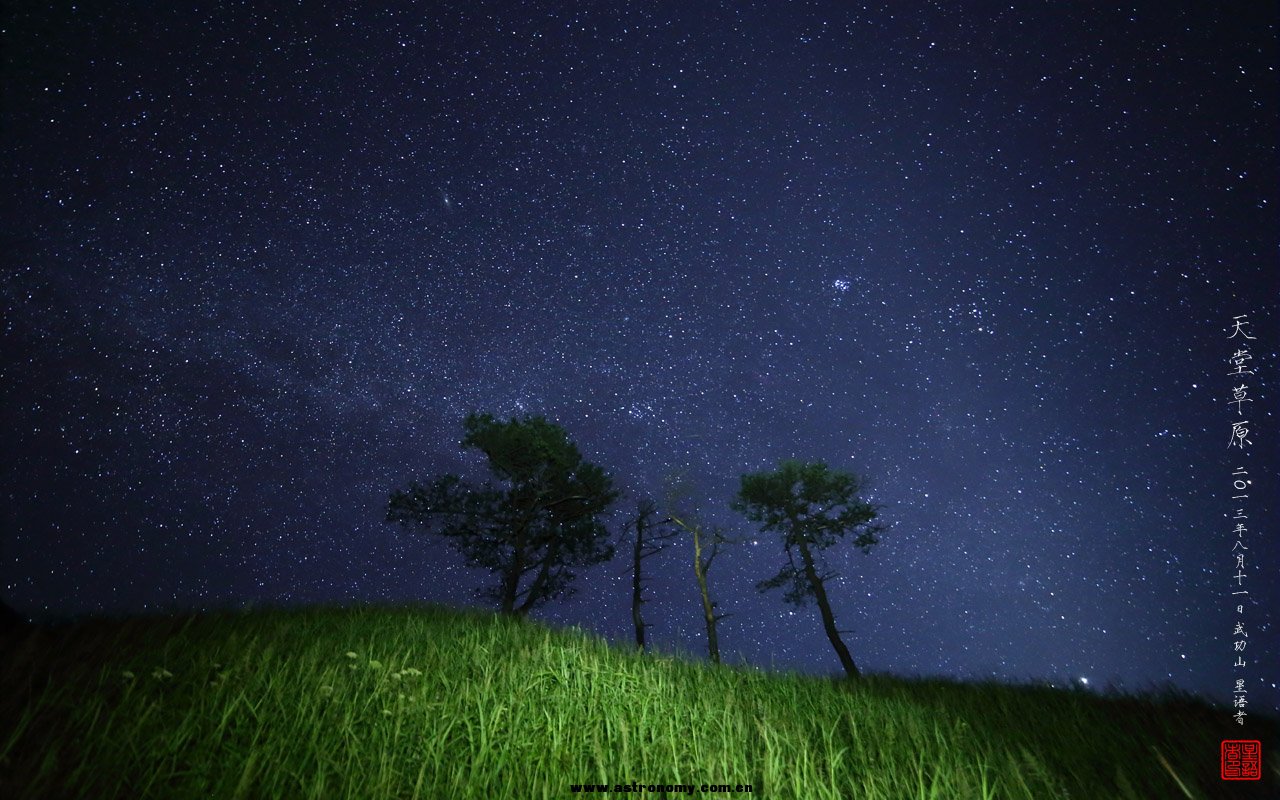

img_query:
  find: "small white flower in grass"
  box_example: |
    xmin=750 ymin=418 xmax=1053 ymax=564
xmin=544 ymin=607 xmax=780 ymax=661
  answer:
xmin=151 ymin=668 xmax=173 ymax=680
xmin=121 ymin=670 xmax=135 ymax=681
xmin=390 ymin=671 xmax=402 ymax=681
xmin=381 ymin=709 xmax=393 ymax=717
xmin=345 ymin=652 xmax=358 ymax=659
xmin=368 ymin=659 xmax=383 ymax=670
xmin=401 ymin=667 xmax=422 ymax=677
xmin=319 ymin=685 xmax=334 ymax=697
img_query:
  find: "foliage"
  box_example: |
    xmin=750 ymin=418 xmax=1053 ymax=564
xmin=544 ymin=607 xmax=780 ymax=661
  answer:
xmin=387 ymin=413 xmax=619 ymax=614
xmin=733 ymin=458 xmax=884 ymax=604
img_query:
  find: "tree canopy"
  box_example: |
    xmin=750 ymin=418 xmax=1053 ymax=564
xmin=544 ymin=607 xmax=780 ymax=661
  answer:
xmin=387 ymin=413 xmax=619 ymax=615
xmin=733 ymin=458 xmax=885 ymax=677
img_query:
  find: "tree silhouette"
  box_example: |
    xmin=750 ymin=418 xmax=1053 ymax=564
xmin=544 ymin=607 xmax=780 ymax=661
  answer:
xmin=626 ymin=497 xmax=678 ymax=652
xmin=387 ymin=413 xmax=619 ymax=615
xmin=664 ymin=473 xmax=733 ymax=665
xmin=733 ymin=459 xmax=884 ymax=679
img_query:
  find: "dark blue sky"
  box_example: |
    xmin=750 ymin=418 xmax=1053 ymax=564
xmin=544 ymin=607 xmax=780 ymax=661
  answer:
xmin=2 ymin=2 xmax=1276 ymax=715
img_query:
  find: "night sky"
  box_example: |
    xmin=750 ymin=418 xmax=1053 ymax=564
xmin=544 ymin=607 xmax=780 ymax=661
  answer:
xmin=2 ymin=2 xmax=1276 ymax=716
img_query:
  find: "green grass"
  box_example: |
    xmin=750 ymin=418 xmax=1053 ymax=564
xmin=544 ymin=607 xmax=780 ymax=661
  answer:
xmin=1 ymin=603 xmax=1275 ymax=799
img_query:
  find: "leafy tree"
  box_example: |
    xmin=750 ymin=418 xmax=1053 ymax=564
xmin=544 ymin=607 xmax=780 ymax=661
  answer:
xmin=732 ymin=459 xmax=884 ymax=678
xmin=387 ymin=413 xmax=619 ymax=615
xmin=626 ymin=497 xmax=678 ymax=652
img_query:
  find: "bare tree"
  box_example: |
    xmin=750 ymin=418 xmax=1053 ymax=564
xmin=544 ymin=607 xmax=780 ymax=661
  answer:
xmin=663 ymin=473 xmax=733 ymax=665
xmin=627 ymin=497 xmax=678 ymax=652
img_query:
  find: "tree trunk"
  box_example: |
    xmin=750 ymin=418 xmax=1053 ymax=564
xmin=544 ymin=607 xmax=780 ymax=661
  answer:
xmin=516 ymin=543 xmax=556 ymax=616
xmin=632 ymin=520 xmax=647 ymax=651
xmin=796 ymin=537 xmax=860 ymax=678
xmin=692 ymin=526 xmax=721 ymax=664
xmin=500 ymin=548 xmax=522 ymax=615
xmin=500 ymin=521 xmax=529 ymax=615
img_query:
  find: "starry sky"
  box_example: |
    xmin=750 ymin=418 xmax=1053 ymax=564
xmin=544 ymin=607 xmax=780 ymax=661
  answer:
xmin=2 ymin=2 xmax=1276 ymax=715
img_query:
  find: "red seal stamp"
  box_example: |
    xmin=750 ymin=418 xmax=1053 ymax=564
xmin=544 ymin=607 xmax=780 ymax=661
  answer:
xmin=1220 ymin=740 xmax=1261 ymax=781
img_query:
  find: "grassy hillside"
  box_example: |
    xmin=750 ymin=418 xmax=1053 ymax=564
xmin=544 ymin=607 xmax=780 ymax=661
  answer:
xmin=1 ymin=603 xmax=1275 ymax=799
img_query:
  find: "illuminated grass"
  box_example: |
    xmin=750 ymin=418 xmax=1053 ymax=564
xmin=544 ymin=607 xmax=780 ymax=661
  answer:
xmin=0 ymin=603 xmax=1274 ymax=798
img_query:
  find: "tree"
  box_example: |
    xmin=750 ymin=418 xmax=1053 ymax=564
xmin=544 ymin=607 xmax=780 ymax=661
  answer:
xmin=387 ymin=413 xmax=619 ymax=616
xmin=626 ymin=497 xmax=678 ymax=652
xmin=664 ymin=473 xmax=733 ymax=665
xmin=732 ymin=459 xmax=885 ymax=679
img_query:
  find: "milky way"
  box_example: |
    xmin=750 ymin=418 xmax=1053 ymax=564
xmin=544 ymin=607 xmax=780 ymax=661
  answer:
xmin=2 ymin=2 xmax=1275 ymax=714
